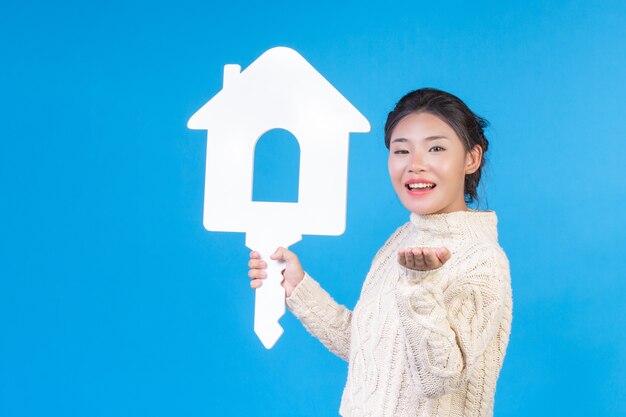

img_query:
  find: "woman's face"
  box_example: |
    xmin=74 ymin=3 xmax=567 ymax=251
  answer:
xmin=387 ymin=112 xmax=481 ymax=215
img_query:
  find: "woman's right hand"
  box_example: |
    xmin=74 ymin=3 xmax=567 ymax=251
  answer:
xmin=248 ymin=247 xmax=305 ymax=298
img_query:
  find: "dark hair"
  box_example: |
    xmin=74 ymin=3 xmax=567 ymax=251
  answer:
xmin=384 ymin=88 xmax=490 ymax=205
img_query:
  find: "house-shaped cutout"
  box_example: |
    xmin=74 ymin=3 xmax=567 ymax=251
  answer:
xmin=188 ymin=46 xmax=370 ymax=240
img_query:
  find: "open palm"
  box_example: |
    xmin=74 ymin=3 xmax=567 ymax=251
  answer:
xmin=398 ymin=247 xmax=451 ymax=271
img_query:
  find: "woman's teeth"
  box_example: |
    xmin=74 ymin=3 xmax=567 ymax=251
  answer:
xmin=407 ymin=183 xmax=436 ymax=189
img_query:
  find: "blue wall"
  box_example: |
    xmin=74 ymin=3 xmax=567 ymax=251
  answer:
xmin=1 ymin=1 xmax=624 ymax=416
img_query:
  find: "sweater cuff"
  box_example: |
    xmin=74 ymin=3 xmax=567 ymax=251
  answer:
xmin=285 ymin=272 xmax=323 ymax=316
xmin=399 ymin=264 xmax=441 ymax=284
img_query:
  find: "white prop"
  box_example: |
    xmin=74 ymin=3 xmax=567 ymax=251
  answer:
xmin=188 ymin=46 xmax=370 ymax=349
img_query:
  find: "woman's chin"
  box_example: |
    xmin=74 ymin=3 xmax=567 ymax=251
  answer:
xmin=402 ymin=203 xmax=437 ymax=216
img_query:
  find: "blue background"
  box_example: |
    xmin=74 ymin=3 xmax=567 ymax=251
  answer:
xmin=1 ymin=1 xmax=625 ymax=416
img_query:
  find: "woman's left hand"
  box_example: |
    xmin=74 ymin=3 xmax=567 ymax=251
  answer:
xmin=398 ymin=247 xmax=451 ymax=271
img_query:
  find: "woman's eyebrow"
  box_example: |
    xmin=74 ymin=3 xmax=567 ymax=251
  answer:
xmin=390 ymin=137 xmax=408 ymax=144
xmin=390 ymin=135 xmax=448 ymax=144
xmin=423 ymin=135 xmax=449 ymax=141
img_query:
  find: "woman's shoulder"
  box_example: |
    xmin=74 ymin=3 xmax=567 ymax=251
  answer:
xmin=448 ymin=241 xmax=511 ymax=293
xmin=456 ymin=240 xmax=510 ymax=269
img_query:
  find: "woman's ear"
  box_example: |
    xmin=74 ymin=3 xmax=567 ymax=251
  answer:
xmin=465 ymin=145 xmax=483 ymax=175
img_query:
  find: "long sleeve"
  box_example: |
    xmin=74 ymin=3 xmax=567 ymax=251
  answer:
xmin=394 ymin=244 xmax=509 ymax=399
xmin=285 ymin=272 xmax=352 ymax=361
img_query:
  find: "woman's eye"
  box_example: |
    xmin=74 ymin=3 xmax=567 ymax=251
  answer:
xmin=429 ymin=146 xmax=445 ymax=152
xmin=393 ymin=150 xmax=409 ymax=155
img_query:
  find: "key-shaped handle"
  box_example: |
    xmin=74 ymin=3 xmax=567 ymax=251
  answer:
xmin=246 ymin=230 xmax=301 ymax=349
xmin=254 ymin=249 xmax=286 ymax=349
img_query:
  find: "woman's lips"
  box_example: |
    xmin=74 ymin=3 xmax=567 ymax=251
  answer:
xmin=407 ymin=188 xmax=435 ymax=196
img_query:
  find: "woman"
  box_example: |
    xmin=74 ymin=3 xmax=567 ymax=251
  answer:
xmin=248 ymin=88 xmax=513 ymax=417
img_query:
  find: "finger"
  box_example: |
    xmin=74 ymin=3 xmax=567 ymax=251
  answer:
xmin=431 ymin=248 xmax=445 ymax=268
xmin=422 ymin=248 xmax=433 ymax=268
xmin=426 ymin=248 xmax=439 ymax=267
xmin=248 ymin=269 xmax=267 ymax=280
xmin=270 ymin=247 xmax=287 ymax=261
xmin=248 ymin=259 xmax=267 ymax=269
xmin=250 ymin=251 xmax=260 ymax=259
xmin=397 ymin=250 xmax=407 ymax=266
xmin=404 ymin=249 xmax=416 ymax=268
xmin=271 ymin=247 xmax=297 ymax=263
xmin=250 ymin=279 xmax=263 ymax=289
xmin=436 ymin=247 xmax=451 ymax=264
xmin=411 ymin=248 xmax=426 ymax=269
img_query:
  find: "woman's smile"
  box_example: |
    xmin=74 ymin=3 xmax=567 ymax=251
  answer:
xmin=405 ymin=178 xmax=437 ymax=196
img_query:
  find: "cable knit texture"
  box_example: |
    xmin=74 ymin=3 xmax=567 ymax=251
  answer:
xmin=285 ymin=209 xmax=512 ymax=417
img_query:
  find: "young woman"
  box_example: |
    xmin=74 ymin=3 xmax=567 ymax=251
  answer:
xmin=247 ymin=88 xmax=512 ymax=417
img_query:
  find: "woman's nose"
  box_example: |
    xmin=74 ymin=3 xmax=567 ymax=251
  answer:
xmin=409 ymin=152 xmax=427 ymax=172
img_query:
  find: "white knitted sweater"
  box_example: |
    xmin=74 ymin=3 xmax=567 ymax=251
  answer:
xmin=285 ymin=209 xmax=512 ymax=417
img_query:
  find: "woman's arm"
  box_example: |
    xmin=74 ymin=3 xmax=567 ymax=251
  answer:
xmin=249 ymin=248 xmax=352 ymax=361
xmin=394 ymin=244 xmax=509 ymax=398
xmin=285 ymin=272 xmax=352 ymax=361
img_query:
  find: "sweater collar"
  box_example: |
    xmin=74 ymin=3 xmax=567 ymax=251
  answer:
xmin=409 ymin=209 xmax=499 ymax=243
